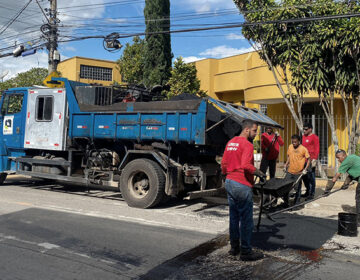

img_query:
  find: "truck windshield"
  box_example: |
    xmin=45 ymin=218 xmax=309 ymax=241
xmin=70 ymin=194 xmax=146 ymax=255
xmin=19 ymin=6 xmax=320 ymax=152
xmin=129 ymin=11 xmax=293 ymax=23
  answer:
xmin=1 ymin=94 xmax=24 ymax=115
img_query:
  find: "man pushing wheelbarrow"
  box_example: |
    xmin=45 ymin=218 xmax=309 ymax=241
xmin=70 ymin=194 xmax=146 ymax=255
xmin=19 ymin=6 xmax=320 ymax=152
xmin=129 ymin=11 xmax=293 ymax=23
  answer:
xmin=282 ymin=134 xmax=311 ymax=209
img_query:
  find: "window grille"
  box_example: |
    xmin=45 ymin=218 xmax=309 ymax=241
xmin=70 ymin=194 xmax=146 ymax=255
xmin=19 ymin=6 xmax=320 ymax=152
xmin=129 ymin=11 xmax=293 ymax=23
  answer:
xmin=80 ymin=65 xmax=112 ymax=81
xmin=260 ymin=104 xmax=268 ymax=115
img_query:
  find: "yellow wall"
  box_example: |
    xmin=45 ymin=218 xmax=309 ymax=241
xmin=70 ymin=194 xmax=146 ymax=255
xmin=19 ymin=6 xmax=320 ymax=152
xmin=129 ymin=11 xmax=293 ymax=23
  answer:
xmin=194 ymin=51 xmax=352 ymax=168
xmin=57 ymin=56 xmax=121 ymax=86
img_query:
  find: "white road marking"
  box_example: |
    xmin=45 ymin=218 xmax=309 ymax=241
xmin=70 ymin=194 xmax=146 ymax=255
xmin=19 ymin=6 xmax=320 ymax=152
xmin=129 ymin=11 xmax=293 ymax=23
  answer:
xmin=0 ymin=233 xmax=118 ymax=265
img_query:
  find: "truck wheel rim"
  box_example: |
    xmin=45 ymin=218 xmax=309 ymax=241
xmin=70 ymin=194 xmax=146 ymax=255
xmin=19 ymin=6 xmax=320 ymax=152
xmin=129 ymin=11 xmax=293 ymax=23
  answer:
xmin=128 ymin=171 xmax=150 ymax=199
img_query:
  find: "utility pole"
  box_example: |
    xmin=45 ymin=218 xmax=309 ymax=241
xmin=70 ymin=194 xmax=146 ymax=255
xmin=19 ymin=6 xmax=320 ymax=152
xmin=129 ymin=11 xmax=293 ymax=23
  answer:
xmin=48 ymin=0 xmax=58 ymax=74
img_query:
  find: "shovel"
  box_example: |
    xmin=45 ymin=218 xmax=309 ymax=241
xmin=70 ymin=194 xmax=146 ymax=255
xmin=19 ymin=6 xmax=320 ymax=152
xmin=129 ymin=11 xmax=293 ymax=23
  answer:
xmin=266 ymin=181 xmax=356 ymax=221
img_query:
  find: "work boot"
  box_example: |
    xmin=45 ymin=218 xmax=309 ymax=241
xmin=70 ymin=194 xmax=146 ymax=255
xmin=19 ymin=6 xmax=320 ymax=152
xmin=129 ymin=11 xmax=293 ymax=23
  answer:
xmin=240 ymin=250 xmax=264 ymax=261
xmin=228 ymin=240 xmax=240 ymax=256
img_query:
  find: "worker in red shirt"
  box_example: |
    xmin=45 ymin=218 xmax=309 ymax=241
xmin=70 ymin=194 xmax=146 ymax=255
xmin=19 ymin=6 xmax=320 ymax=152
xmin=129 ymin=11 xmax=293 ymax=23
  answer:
xmin=260 ymin=127 xmax=284 ymax=207
xmin=221 ymin=119 xmax=265 ymax=262
xmin=302 ymin=122 xmax=320 ymax=200
xmin=260 ymin=127 xmax=284 ymax=179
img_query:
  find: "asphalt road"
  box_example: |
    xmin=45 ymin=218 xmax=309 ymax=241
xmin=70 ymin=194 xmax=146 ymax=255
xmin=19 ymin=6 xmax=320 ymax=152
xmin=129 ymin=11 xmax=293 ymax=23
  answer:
xmin=1 ymin=176 xmax=359 ymax=280
xmin=0 ymin=176 xmax=224 ymax=280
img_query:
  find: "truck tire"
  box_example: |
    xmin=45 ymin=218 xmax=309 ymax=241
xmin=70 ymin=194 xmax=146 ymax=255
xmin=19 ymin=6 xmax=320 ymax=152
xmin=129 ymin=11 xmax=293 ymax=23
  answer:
xmin=0 ymin=173 xmax=7 ymax=185
xmin=120 ymin=158 xmax=165 ymax=208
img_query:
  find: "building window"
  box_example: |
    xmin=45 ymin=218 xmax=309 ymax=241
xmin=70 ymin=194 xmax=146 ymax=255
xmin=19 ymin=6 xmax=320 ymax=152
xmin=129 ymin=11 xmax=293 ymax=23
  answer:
xmin=36 ymin=96 xmax=53 ymax=121
xmin=80 ymin=65 xmax=112 ymax=81
xmin=260 ymin=104 xmax=267 ymax=115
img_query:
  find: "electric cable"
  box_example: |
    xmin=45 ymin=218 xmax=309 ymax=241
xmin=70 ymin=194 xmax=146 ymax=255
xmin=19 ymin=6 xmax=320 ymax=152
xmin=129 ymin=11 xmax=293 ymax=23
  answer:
xmin=0 ymin=0 xmax=33 ymax=36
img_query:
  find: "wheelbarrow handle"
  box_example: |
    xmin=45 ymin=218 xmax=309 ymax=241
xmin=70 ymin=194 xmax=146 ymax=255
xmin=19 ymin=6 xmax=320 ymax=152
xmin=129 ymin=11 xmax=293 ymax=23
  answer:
xmin=255 ymin=176 xmax=266 ymax=231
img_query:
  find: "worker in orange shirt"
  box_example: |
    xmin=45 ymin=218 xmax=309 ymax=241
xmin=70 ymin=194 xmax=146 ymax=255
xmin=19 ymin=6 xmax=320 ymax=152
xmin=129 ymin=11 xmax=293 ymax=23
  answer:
xmin=283 ymin=134 xmax=311 ymax=208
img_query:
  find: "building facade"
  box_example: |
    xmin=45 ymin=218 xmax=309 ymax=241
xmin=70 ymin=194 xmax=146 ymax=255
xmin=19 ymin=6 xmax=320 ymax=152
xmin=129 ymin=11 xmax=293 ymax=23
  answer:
xmin=194 ymin=51 xmax=352 ymax=169
xmin=57 ymin=56 xmax=121 ymax=86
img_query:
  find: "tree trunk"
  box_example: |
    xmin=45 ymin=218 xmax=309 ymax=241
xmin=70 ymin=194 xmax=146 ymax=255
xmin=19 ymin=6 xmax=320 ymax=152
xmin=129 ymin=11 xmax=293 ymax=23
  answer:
xmin=254 ymin=42 xmax=304 ymax=131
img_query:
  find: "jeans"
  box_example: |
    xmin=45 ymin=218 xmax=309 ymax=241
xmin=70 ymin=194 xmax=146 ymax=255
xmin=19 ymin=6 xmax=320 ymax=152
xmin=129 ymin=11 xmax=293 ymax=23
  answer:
xmin=303 ymin=167 xmax=316 ymax=198
xmin=283 ymin=172 xmax=302 ymax=206
xmin=260 ymin=158 xmax=276 ymax=179
xmin=225 ymin=179 xmax=253 ymax=254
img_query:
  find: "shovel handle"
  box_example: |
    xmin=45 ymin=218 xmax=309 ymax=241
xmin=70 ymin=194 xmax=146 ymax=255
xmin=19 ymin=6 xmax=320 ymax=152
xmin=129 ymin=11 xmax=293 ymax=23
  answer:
xmin=267 ymin=188 xmax=343 ymax=219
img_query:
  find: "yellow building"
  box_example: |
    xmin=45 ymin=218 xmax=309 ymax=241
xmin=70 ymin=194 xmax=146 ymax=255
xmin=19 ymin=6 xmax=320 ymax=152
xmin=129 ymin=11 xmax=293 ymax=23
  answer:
xmin=57 ymin=56 xmax=121 ymax=86
xmin=195 ymin=51 xmax=352 ymax=169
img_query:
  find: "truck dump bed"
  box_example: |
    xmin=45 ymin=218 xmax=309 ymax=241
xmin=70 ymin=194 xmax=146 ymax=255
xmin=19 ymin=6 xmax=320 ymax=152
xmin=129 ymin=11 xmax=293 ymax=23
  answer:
xmin=69 ymin=82 xmax=281 ymax=146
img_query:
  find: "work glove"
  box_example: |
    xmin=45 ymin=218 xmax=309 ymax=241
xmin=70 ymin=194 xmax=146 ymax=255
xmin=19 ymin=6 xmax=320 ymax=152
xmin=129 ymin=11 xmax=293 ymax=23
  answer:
xmin=302 ymin=169 xmax=308 ymax=175
xmin=341 ymin=176 xmax=352 ymax=190
xmin=311 ymin=159 xmax=317 ymax=168
xmin=254 ymin=169 xmax=266 ymax=182
xmin=275 ymin=131 xmax=279 ymax=137
xmin=324 ymin=179 xmax=335 ymax=195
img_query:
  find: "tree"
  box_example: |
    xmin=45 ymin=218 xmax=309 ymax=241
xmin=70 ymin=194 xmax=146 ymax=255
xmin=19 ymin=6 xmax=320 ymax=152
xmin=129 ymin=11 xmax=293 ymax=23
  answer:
xmin=116 ymin=36 xmax=146 ymax=85
xmin=233 ymin=0 xmax=360 ymax=156
xmin=163 ymin=57 xmax=206 ymax=99
xmin=143 ymin=0 xmax=172 ymax=88
xmin=0 ymin=68 xmax=48 ymax=91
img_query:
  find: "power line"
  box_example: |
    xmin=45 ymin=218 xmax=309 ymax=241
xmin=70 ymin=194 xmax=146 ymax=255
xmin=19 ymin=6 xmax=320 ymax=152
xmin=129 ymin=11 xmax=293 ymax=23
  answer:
xmin=57 ymin=0 xmax=144 ymax=11
xmin=59 ymin=12 xmax=360 ymax=43
xmin=35 ymin=0 xmax=50 ymax=23
xmin=2 ymin=9 xmax=360 ymax=59
xmin=0 ymin=0 xmax=33 ymax=36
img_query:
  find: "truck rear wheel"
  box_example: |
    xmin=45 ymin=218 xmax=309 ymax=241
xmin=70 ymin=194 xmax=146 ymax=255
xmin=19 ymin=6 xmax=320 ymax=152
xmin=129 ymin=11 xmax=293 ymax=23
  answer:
xmin=0 ymin=173 xmax=7 ymax=185
xmin=120 ymin=159 xmax=165 ymax=208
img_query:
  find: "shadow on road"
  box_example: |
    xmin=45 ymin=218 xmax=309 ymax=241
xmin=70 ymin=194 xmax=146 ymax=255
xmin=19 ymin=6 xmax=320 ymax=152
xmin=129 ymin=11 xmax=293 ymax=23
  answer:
xmin=253 ymin=213 xmax=338 ymax=251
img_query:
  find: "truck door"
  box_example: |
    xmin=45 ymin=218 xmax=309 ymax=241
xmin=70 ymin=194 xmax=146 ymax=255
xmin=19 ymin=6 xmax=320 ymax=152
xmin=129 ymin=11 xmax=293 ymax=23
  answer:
xmin=0 ymin=91 xmax=26 ymax=149
xmin=24 ymin=88 xmax=67 ymax=151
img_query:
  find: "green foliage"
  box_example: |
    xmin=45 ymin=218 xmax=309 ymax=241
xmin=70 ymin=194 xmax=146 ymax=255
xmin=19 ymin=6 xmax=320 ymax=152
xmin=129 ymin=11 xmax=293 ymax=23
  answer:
xmin=163 ymin=57 xmax=206 ymax=99
xmin=234 ymin=0 xmax=360 ymax=153
xmin=1 ymin=94 xmax=24 ymax=115
xmin=0 ymin=68 xmax=48 ymax=92
xmin=143 ymin=0 xmax=172 ymax=88
xmin=116 ymin=36 xmax=146 ymax=85
xmin=356 ymin=143 xmax=360 ymax=156
xmin=234 ymin=0 xmax=360 ymax=98
xmin=253 ymin=140 xmax=261 ymax=153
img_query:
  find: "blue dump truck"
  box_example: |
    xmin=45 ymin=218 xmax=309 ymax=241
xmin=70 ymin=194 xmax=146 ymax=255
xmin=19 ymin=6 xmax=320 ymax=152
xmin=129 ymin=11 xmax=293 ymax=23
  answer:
xmin=0 ymin=78 xmax=281 ymax=208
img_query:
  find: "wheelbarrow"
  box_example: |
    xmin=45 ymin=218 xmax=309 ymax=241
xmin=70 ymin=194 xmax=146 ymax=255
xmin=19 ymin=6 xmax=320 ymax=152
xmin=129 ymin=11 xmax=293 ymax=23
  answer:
xmin=253 ymin=176 xmax=353 ymax=230
xmin=253 ymin=175 xmax=304 ymax=230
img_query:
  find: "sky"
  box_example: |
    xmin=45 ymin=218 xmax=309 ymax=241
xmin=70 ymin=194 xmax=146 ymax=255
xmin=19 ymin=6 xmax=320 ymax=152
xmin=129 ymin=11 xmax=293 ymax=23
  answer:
xmin=0 ymin=0 xmax=254 ymax=80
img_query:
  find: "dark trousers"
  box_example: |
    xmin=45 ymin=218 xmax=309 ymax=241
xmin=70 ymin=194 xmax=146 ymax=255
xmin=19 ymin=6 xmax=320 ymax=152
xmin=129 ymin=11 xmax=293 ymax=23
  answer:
xmin=356 ymin=182 xmax=360 ymax=221
xmin=260 ymin=158 xmax=276 ymax=179
xmin=283 ymin=172 xmax=302 ymax=206
xmin=303 ymin=167 xmax=316 ymax=198
xmin=225 ymin=179 xmax=253 ymax=254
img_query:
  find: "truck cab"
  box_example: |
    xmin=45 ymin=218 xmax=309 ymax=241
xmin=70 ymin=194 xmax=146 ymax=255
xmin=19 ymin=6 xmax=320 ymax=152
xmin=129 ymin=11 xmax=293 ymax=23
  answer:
xmin=0 ymin=88 xmax=27 ymax=176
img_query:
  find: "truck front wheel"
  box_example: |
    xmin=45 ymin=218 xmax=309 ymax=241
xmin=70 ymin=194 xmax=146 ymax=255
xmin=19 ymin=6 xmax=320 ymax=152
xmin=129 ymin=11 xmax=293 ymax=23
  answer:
xmin=120 ymin=159 xmax=165 ymax=208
